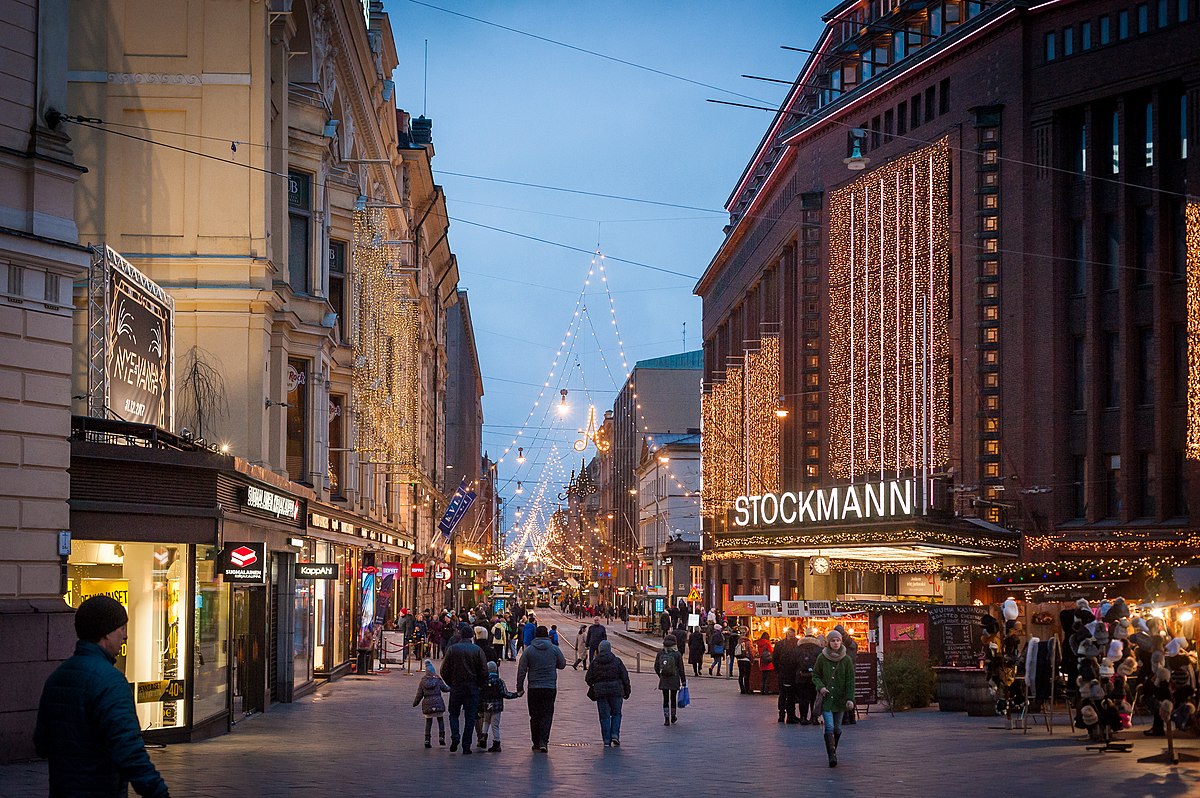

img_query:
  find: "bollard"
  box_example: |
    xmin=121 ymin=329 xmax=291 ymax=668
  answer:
xmin=636 ymin=653 xmax=640 ymax=674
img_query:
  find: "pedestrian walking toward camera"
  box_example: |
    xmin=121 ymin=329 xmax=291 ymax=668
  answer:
xmin=34 ymin=596 xmax=170 ymax=798
xmin=708 ymin=624 xmax=726 ymax=676
xmin=585 ymin=640 xmax=631 ymax=747
xmin=812 ymin=629 xmax=856 ymax=767
xmin=477 ymin=661 xmax=517 ymax=752
xmin=834 ymin=623 xmax=859 ymax=724
xmin=688 ymin=627 xmax=706 ymax=677
xmin=795 ymin=630 xmax=822 ymax=725
xmin=585 ymin=616 xmax=608 ymax=666
xmin=516 ymin=625 xmax=567 ymax=752
xmin=572 ymin=624 xmax=587 ymax=670
xmin=441 ymin=628 xmax=489 ymax=754
xmin=655 ymin=635 xmax=687 ymax=725
xmin=413 ymin=659 xmax=450 ymax=748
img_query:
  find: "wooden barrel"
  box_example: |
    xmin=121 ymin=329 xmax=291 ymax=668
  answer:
xmin=963 ymin=669 xmax=995 ymax=717
xmin=934 ymin=668 xmax=966 ymax=712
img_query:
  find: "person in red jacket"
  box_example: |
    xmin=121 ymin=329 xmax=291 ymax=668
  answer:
xmin=756 ymin=632 xmax=776 ymax=694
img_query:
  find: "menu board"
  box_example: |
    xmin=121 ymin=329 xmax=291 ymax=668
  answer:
xmin=854 ymin=651 xmax=878 ymax=704
xmin=928 ymin=605 xmax=988 ymax=666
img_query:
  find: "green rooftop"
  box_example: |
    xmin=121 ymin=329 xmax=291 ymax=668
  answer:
xmin=633 ymin=349 xmax=703 ymax=371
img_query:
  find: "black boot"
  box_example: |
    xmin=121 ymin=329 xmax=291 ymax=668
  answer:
xmin=778 ymin=710 xmax=786 ymax=723
xmin=834 ymin=731 xmax=841 ymax=751
xmin=424 ymin=735 xmax=432 ymax=749
xmin=824 ymin=733 xmax=837 ymax=767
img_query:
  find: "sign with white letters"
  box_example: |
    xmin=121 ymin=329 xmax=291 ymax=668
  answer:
xmin=733 ymin=479 xmax=915 ymax=528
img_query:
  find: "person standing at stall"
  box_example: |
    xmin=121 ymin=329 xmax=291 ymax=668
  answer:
xmin=756 ymin=632 xmax=776 ymax=695
xmin=736 ymin=631 xmax=754 ymax=694
xmin=812 ymin=629 xmax=856 ymax=767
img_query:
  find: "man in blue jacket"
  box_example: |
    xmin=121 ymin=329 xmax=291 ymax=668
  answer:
xmin=34 ymin=595 xmax=170 ymax=797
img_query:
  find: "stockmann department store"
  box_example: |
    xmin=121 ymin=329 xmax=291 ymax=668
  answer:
xmin=705 ymin=478 xmax=1019 ymax=606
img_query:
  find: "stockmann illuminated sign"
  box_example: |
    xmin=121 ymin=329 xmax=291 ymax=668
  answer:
xmin=733 ymin=479 xmax=915 ymax=528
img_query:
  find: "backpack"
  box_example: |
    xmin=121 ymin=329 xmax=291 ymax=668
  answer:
xmin=657 ymin=651 xmax=678 ymax=679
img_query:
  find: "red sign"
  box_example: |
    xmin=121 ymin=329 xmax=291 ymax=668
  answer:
xmin=410 ymin=563 xmax=426 ymax=578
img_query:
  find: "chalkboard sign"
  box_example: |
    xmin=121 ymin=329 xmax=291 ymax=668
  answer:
xmin=928 ymin=606 xmax=988 ymax=666
xmin=854 ymin=651 xmax=878 ymax=705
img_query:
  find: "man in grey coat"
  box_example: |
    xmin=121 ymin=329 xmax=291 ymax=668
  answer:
xmin=516 ymin=625 xmax=566 ymax=752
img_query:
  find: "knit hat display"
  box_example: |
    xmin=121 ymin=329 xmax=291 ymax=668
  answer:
xmin=74 ymin=595 xmax=128 ymax=642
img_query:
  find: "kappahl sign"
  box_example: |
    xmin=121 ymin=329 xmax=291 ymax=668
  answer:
xmin=220 ymin=542 xmax=266 ymax=583
xmin=733 ymin=479 xmax=915 ymax=528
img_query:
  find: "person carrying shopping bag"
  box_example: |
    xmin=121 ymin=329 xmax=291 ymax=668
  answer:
xmin=812 ymin=629 xmax=856 ymax=767
xmin=655 ymin=635 xmax=687 ymax=726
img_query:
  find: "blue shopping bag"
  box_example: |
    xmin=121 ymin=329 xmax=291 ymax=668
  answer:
xmin=678 ymin=684 xmax=690 ymax=708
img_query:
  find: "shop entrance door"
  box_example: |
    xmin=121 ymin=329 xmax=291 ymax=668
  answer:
xmin=232 ymin=586 xmax=266 ymax=716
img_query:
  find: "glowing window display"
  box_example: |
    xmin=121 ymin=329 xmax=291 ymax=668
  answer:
xmin=67 ymin=542 xmax=190 ymax=730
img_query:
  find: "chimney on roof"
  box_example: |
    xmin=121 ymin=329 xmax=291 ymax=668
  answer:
xmin=411 ymin=115 xmax=432 ymax=145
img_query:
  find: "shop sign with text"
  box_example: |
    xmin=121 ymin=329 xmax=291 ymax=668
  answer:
xmin=733 ymin=479 xmax=915 ymax=528
xmin=220 ymin=542 xmax=266 ymax=583
xmin=245 ymin=485 xmax=300 ymax=521
xmin=294 ymin=562 xmax=337 ymax=579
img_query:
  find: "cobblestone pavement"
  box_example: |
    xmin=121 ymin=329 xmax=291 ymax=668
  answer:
xmin=5 ymin=609 xmax=1200 ymax=797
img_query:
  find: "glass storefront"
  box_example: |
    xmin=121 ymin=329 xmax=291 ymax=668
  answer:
xmin=193 ymin=545 xmax=229 ymax=723
xmin=313 ymin=542 xmax=354 ymax=674
xmin=294 ymin=541 xmax=315 ymax=688
xmin=66 ymin=541 xmax=190 ymax=731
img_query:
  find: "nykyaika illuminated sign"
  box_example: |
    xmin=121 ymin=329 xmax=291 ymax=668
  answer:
xmin=733 ymin=479 xmax=915 ymax=528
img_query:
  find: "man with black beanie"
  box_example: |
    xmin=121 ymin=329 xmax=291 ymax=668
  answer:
xmin=35 ymin=595 xmax=170 ymax=797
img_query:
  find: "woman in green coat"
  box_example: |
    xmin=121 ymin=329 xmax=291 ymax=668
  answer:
xmin=811 ymin=629 xmax=855 ymax=767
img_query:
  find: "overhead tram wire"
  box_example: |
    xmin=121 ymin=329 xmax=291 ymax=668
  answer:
xmin=436 ymin=170 xmax=725 ymax=215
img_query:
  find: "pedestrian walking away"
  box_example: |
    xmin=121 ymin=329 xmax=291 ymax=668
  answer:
xmin=413 ymin=659 xmax=451 ymax=748
xmin=772 ymin=627 xmax=802 ymax=723
xmin=585 ymin=640 xmax=631 ymax=747
xmin=440 ymin=627 xmax=489 ymax=754
xmin=476 ymin=661 xmax=518 ymax=752
xmin=516 ymin=625 xmax=567 ymax=752
xmin=34 ymin=595 xmax=170 ymax=798
xmin=812 ymin=629 xmax=857 ymax=767
xmin=655 ymin=635 xmax=687 ymax=726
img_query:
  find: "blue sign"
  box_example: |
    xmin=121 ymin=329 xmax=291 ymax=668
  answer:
xmin=654 ymin=598 xmax=665 ymax=613
xmin=437 ymin=477 xmax=477 ymax=543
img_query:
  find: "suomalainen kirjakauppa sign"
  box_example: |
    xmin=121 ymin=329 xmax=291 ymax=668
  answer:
xmin=732 ymin=479 xmax=915 ymax=528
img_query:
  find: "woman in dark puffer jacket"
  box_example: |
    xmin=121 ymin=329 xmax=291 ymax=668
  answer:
xmin=585 ymin=640 xmax=632 ymax=747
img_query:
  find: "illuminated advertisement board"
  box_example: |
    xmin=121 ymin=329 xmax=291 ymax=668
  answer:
xmin=104 ymin=247 xmax=174 ymax=427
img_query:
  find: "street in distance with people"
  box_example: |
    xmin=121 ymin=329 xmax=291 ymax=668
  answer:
xmin=2 ymin=1 xmax=1200 ymax=796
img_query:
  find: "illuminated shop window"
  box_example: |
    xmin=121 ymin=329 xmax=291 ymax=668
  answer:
xmin=67 ymin=543 xmax=192 ymax=731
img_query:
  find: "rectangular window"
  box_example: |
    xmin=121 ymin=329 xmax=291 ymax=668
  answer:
xmin=912 ymin=93 xmax=922 ymax=128
xmin=1159 ymin=0 xmax=1170 ymax=26
xmin=286 ymin=358 xmax=309 ymax=483
xmin=328 ymin=240 xmax=347 ymax=342
xmin=1137 ymin=325 xmax=1155 ymax=404
xmin=871 ymin=115 xmax=881 ymax=148
xmin=1070 ymin=219 xmax=1087 ymax=294
xmin=884 ymin=109 xmax=894 ymax=142
xmin=1104 ymin=215 xmax=1121 ymax=290
xmin=1182 ymin=0 xmax=1191 ymax=22
xmin=1063 ymin=26 xmax=1074 ymax=56
xmin=288 ymin=171 xmax=312 ymax=295
xmin=1045 ymin=31 xmax=1056 ymax=61
xmin=1138 ymin=3 xmax=1150 ymax=31
xmin=1100 ymin=14 xmax=1111 ymax=43
xmin=1073 ymin=456 xmax=1088 ymax=519
xmin=329 ymin=394 xmax=345 ymax=497
xmin=897 ymin=101 xmax=908 ymax=135
xmin=893 ymin=32 xmax=907 ymax=62
xmin=925 ymin=87 xmax=936 ymax=122
xmin=1119 ymin=9 xmax=1130 ymax=38
xmin=1103 ymin=331 xmax=1120 ymax=408
xmin=939 ymin=78 xmax=950 ymax=114
xmin=1111 ymin=110 xmax=1121 ymax=174
xmin=1145 ymin=101 xmax=1155 ymax=166
xmin=930 ymin=7 xmax=943 ymax=36
xmin=1105 ymin=454 xmax=1122 ymax=519
xmin=1175 ymin=325 xmax=1188 ymax=403
xmin=1175 ymin=450 xmax=1189 ymax=516
xmin=1139 ymin=451 xmax=1157 ymax=518
xmin=1136 ymin=206 xmax=1154 ymax=285
xmin=1073 ymin=335 xmax=1087 ymax=409
xmin=1081 ymin=20 xmax=1092 ymax=49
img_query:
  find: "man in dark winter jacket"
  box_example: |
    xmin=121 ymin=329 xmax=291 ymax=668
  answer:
xmin=795 ymin=631 xmax=823 ymax=724
xmin=441 ymin=632 xmax=489 ymax=754
xmin=585 ymin=617 xmax=608 ymax=667
xmin=772 ymin=627 xmax=803 ymax=724
xmin=34 ymin=596 xmax=170 ymax=798
xmin=516 ymin=626 xmax=567 ymax=752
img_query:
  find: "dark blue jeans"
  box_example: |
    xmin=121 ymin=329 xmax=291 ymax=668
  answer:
xmin=596 ymin=694 xmax=623 ymax=743
xmin=448 ymin=687 xmax=480 ymax=749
